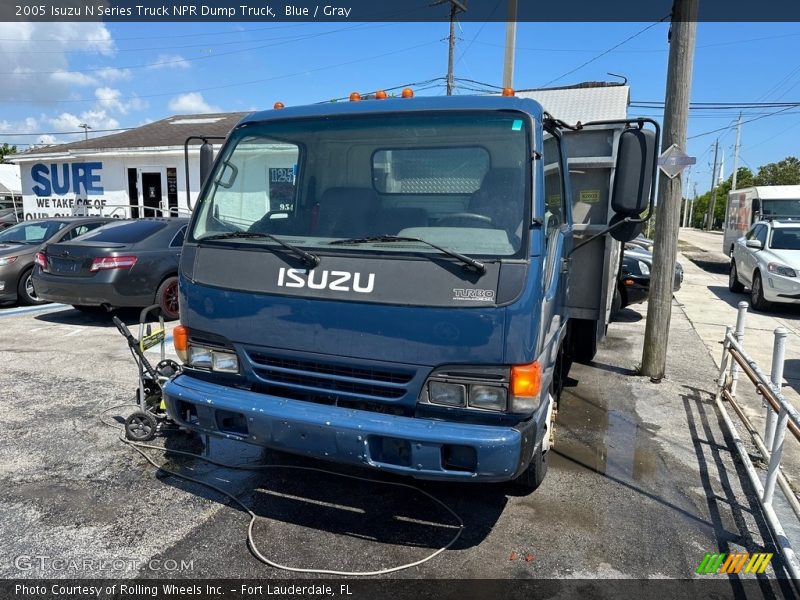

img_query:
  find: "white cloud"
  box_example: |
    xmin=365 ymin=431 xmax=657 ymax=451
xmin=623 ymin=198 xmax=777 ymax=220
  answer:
xmin=146 ymin=54 xmax=190 ymax=70
xmin=168 ymin=92 xmax=220 ymax=114
xmin=93 ymin=87 xmax=147 ymax=114
xmin=0 ymin=22 xmax=115 ymax=102
xmin=95 ymin=67 xmax=132 ymax=82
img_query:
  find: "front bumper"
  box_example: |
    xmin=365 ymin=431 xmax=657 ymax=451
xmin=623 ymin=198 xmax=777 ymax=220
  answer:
xmin=764 ymin=271 xmax=800 ymax=304
xmin=164 ymin=374 xmax=535 ymax=482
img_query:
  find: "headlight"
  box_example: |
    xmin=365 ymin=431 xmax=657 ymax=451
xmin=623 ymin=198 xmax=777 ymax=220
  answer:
xmin=211 ymin=350 xmax=239 ymax=373
xmin=429 ymin=381 xmax=466 ymax=407
xmin=188 ymin=346 xmax=213 ymax=369
xmin=187 ymin=345 xmax=239 ymax=373
xmin=638 ymin=260 xmax=651 ymax=276
xmin=768 ymin=262 xmax=797 ymax=277
xmin=0 ymin=255 xmax=17 ymax=266
xmin=469 ymin=385 xmax=507 ymax=411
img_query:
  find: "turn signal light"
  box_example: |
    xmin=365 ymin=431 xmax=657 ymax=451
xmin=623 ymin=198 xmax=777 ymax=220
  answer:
xmin=502 ymin=87 xmax=515 ymax=97
xmin=273 ymin=102 xmax=285 ymax=109
xmin=401 ymin=88 xmax=414 ymax=98
xmin=511 ymin=361 xmax=541 ymax=398
xmin=173 ymin=325 xmax=189 ymax=362
xmin=375 ymin=90 xmax=388 ymax=100
xmin=349 ymin=92 xmax=361 ymax=102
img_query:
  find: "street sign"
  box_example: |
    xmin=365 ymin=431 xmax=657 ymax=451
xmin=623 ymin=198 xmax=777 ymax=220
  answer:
xmin=657 ymin=144 xmax=696 ymax=179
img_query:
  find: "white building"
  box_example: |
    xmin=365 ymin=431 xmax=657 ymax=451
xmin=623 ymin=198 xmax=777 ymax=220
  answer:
xmin=14 ymin=112 xmax=247 ymax=221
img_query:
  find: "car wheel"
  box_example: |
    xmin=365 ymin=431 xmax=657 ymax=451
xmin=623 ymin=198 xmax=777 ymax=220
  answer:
xmin=512 ymin=437 xmax=549 ymax=493
xmin=729 ymin=261 xmax=744 ymax=293
xmin=16 ymin=268 xmax=47 ymax=306
xmin=751 ymin=271 xmax=769 ymax=311
xmin=155 ymin=276 xmax=180 ymax=321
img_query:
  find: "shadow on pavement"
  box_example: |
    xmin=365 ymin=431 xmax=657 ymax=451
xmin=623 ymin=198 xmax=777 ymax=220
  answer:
xmin=681 ymin=384 xmax=795 ymax=596
xmin=34 ymin=306 xmax=154 ymax=328
xmin=143 ymin=428 xmax=506 ymax=574
xmin=611 ymin=307 xmax=643 ymax=323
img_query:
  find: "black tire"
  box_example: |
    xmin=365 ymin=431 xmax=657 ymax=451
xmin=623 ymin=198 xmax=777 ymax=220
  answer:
xmin=16 ymin=268 xmax=47 ymax=306
xmin=611 ymin=287 xmax=623 ymax=316
xmin=125 ymin=411 xmax=158 ymax=442
xmin=751 ymin=271 xmax=769 ymax=311
xmin=512 ymin=438 xmax=548 ymax=493
xmin=154 ymin=276 xmax=180 ymax=321
xmin=729 ymin=261 xmax=744 ymax=293
xmin=569 ymin=318 xmax=598 ymax=364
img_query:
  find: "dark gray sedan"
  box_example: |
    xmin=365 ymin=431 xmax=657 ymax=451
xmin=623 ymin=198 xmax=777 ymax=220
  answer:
xmin=33 ymin=218 xmax=188 ymax=319
xmin=0 ymin=217 xmax=112 ymax=305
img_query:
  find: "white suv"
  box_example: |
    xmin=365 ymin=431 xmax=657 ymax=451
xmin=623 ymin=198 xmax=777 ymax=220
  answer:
xmin=729 ymin=219 xmax=800 ymax=310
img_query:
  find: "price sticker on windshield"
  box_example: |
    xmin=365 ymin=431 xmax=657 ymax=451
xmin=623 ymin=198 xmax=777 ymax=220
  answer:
xmin=580 ymin=190 xmax=600 ymax=204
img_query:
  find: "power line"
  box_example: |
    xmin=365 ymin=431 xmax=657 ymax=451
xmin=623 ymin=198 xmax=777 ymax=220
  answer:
xmin=0 ymin=22 xmax=399 ymax=76
xmin=687 ymin=105 xmax=798 ymax=140
xmin=0 ymin=39 xmax=443 ymax=104
xmin=539 ymin=16 xmax=670 ymax=88
xmin=0 ymin=127 xmax=130 ymax=137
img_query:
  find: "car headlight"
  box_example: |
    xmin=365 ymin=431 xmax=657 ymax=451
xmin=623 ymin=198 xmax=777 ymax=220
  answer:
xmin=638 ymin=260 xmax=651 ymax=276
xmin=188 ymin=345 xmax=239 ymax=373
xmin=422 ymin=362 xmax=540 ymax=415
xmin=768 ymin=262 xmax=797 ymax=277
xmin=469 ymin=385 xmax=508 ymax=411
xmin=429 ymin=381 xmax=466 ymax=407
xmin=0 ymin=255 xmax=17 ymax=266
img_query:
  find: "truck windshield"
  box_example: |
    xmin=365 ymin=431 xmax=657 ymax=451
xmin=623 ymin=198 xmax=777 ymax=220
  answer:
xmin=191 ymin=111 xmax=531 ymax=258
xmin=762 ymin=199 xmax=800 ymax=218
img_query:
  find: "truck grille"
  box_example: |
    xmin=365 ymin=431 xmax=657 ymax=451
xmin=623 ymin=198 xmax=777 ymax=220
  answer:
xmin=246 ymin=351 xmax=416 ymax=412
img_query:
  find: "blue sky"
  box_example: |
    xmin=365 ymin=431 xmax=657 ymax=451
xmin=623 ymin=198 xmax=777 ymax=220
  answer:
xmin=1 ymin=19 xmax=799 ymax=195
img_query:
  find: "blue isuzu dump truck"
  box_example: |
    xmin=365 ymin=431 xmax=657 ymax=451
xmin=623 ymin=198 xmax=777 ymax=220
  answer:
xmin=164 ymin=92 xmax=656 ymax=491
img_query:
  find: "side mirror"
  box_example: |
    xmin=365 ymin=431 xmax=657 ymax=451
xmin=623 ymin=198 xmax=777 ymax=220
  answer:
xmin=746 ymin=239 xmax=763 ymax=250
xmin=199 ymin=140 xmax=214 ymax=187
xmin=611 ymin=128 xmax=656 ymax=217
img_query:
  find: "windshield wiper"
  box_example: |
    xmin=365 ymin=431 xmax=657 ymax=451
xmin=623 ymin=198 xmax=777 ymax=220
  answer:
xmin=200 ymin=231 xmax=320 ymax=268
xmin=329 ymin=235 xmax=486 ymax=274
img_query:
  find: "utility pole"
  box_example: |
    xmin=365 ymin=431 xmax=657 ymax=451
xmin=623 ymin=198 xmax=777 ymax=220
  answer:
xmin=731 ymin=112 xmax=742 ymax=191
xmin=682 ymin=167 xmax=692 ymax=227
xmin=706 ymin=138 xmax=719 ymax=231
xmin=689 ymin=182 xmax=697 ymax=226
xmin=444 ymin=0 xmax=466 ymax=95
xmin=502 ymin=0 xmax=518 ymax=89
xmin=641 ymin=0 xmax=698 ymax=380
xmin=78 ymin=123 xmax=91 ymax=140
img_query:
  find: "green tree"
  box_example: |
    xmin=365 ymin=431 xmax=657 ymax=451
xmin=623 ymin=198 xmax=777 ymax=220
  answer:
xmin=753 ymin=156 xmax=800 ymax=185
xmin=689 ymin=167 xmax=754 ymax=228
xmin=0 ymin=143 xmax=17 ymax=161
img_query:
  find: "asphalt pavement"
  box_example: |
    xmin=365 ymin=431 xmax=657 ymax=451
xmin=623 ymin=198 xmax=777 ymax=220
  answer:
xmin=0 ymin=299 xmax=793 ymax=594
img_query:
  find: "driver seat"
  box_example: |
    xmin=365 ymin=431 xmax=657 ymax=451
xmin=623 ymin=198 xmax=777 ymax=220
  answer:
xmin=468 ymin=168 xmax=524 ymax=236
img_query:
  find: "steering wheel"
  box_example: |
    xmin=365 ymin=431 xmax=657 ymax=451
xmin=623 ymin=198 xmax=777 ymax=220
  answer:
xmin=436 ymin=212 xmax=494 ymax=227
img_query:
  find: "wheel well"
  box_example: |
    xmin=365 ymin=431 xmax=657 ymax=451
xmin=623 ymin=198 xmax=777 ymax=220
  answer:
xmin=153 ymin=273 xmax=178 ymax=301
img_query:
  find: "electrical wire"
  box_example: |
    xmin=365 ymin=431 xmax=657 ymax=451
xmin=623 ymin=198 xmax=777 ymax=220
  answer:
xmin=539 ymin=16 xmax=670 ymax=88
xmin=98 ymin=398 xmax=464 ymax=576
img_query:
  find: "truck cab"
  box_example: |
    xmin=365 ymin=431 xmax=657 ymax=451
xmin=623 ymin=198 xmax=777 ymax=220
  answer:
xmin=164 ymin=94 xmax=654 ymax=491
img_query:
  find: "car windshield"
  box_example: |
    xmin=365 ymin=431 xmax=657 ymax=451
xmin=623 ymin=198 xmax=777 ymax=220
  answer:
xmin=770 ymin=227 xmax=800 ymax=250
xmin=191 ymin=111 xmax=531 ymax=258
xmin=0 ymin=220 xmax=68 ymax=243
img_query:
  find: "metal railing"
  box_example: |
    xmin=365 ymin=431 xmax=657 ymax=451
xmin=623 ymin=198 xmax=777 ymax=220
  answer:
xmin=714 ymin=300 xmax=800 ymax=582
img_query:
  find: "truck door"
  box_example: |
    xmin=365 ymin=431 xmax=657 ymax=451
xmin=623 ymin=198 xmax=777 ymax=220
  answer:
xmin=540 ymin=130 xmax=569 ymax=361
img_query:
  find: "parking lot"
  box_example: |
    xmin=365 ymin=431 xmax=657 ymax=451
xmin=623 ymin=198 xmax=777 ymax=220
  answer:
xmin=0 ymin=299 xmax=793 ymax=593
